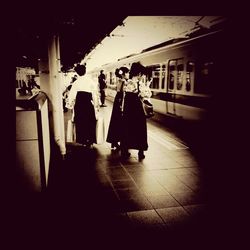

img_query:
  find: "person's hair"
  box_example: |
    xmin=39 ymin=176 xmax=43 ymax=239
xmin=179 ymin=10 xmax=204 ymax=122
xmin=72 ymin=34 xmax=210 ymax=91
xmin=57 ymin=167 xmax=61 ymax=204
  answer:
xmin=115 ymin=66 xmax=129 ymax=78
xmin=74 ymin=64 xmax=86 ymax=76
xmin=129 ymin=62 xmax=146 ymax=78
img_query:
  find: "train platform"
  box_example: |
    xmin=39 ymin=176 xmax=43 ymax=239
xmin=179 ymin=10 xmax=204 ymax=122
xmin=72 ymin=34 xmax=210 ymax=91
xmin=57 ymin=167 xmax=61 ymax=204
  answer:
xmin=11 ymin=99 xmax=228 ymax=249
xmin=49 ymin=101 xmax=212 ymax=244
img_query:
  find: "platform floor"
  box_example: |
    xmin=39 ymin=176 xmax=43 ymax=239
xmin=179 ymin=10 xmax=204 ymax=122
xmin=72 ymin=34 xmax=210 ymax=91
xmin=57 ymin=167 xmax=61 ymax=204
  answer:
xmin=12 ymin=100 xmax=219 ymax=248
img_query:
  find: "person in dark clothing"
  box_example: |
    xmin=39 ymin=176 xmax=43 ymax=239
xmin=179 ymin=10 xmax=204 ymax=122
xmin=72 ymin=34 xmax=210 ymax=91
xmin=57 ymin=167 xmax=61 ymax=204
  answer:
xmin=18 ymin=80 xmax=28 ymax=95
xmin=120 ymin=62 xmax=152 ymax=160
xmin=27 ymin=76 xmax=40 ymax=94
xmin=106 ymin=66 xmax=129 ymax=150
xmin=98 ymin=70 xmax=107 ymax=107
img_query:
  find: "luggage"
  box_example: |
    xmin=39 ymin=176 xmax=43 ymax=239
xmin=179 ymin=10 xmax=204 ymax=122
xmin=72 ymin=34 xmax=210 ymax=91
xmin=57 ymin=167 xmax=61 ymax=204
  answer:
xmin=66 ymin=119 xmax=76 ymax=142
xmin=141 ymin=99 xmax=154 ymax=118
xmin=96 ymin=115 xmax=105 ymax=144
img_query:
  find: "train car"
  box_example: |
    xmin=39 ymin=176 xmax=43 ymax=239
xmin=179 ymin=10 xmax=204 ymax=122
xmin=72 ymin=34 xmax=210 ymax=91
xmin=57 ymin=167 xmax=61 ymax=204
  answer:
xmin=89 ymin=29 xmax=226 ymax=122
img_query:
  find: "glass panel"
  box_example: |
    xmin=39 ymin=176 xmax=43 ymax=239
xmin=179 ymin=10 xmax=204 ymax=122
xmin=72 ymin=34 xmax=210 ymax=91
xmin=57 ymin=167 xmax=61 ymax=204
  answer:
xmin=185 ymin=72 xmax=191 ymax=92
xmin=161 ymin=64 xmax=166 ymax=89
xmin=194 ymin=61 xmax=214 ymax=94
xmin=109 ymin=72 xmax=112 ymax=85
xmin=176 ymin=61 xmax=184 ymax=90
xmin=187 ymin=61 xmax=194 ymax=72
xmin=185 ymin=61 xmax=195 ymax=92
xmin=146 ymin=65 xmax=160 ymax=89
xmin=168 ymin=60 xmax=176 ymax=90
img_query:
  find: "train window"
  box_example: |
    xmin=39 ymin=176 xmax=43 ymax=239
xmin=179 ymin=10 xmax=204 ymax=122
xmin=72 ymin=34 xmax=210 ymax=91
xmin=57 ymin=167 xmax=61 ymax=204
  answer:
xmin=161 ymin=65 xmax=166 ymax=89
xmin=186 ymin=73 xmax=191 ymax=92
xmin=177 ymin=64 xmax=184 ymax=71
xmin=168 ymin=59 xmax=184 ymax=92
xmin=187 ymin=62 xmax=194 ymax=72
xmin=177 ymin=62 xmax=184 ymax=90
xmin=186 ymin=61 xmax=195 ymax=92
xmin=194 ymin=61 xmax=214 ymax=94
xmin=168 ymin=60 xmax=176 ymax=90
xmin=146 ymin=64 xmax=160 ymax=89
xmin=169 ymin=65 xmax=175 ymax=71
xmin=109 ymin=72 xmax=113 ymax=85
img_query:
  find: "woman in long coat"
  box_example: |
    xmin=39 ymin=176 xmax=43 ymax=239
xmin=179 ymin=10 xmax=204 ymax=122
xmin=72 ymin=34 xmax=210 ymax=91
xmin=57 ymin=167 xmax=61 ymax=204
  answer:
xmin=66 ymin=64 xmax=99 ymax=147
xmin=106 ymin=66 xmax=129 ymax=150
xmin=120 ymin=62 xmax=152 ymax=160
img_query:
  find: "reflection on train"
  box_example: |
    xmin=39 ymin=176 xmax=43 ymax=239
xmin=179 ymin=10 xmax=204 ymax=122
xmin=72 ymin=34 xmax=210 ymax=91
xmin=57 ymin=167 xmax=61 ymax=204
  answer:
xmin=89 ymin=29 xmax=225 ymax=122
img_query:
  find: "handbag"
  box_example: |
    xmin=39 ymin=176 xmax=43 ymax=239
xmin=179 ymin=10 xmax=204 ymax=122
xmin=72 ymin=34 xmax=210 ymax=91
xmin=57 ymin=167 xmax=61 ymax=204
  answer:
xmin=137 ymin=81 xmax=154 ymax=118
xmin=66 ymin=119 xmax=76 ymax=142
xmin=96 ymin=115 xmax=105 ymax=144
xmin=141 ymin=99 xmax=154 ymax=118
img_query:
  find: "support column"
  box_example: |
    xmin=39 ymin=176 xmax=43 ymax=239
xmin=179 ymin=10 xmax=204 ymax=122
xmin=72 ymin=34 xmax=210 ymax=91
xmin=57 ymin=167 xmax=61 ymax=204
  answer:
xmin=47 ymin=34 xmax=66 ymax=156
xmin=38 ymin=34 xmax=66 ymax=157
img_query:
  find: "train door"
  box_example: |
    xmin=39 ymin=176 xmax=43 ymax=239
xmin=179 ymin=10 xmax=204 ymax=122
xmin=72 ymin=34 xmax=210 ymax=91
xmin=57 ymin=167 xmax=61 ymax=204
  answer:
xmin=167 ymin=59 xmax=182 ymax=116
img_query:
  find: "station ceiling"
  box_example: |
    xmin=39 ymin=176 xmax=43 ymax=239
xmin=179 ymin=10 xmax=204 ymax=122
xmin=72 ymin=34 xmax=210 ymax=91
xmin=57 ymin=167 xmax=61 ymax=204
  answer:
xmin=16 ymin=9 xmax=126 ymax=72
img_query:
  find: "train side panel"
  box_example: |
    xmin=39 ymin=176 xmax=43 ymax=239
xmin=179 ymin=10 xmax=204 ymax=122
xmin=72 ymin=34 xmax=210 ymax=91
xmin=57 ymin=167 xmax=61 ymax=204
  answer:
xmin=89 ymin=30 xmax=224 ymax=122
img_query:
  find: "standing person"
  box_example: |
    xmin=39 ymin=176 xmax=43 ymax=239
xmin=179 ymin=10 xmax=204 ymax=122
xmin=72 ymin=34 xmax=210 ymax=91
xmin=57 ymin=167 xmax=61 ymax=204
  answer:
xmin=98 ymin=70 xmax=107 ymax=107
xmin=120 ymin=62 xmax=152 ymax=160
xmin=106 ymin=66 xmax=129 ymax=150
xmin=27 ymin=76 xmax=40 ymax=94
xmin=66 ymin=64 xmax=99 ymax=147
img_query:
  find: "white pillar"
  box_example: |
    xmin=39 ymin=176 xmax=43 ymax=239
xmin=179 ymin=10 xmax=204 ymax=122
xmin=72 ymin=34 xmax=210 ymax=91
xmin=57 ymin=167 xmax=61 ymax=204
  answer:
xmin=47 ymin=34 xmax=66 ymax=156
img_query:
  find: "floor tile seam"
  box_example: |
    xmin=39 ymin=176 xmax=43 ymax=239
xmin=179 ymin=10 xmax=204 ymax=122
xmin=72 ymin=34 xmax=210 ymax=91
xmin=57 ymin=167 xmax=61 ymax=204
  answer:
xmin=181 ymin=203 xmax=208 ymax=216
xmin=119 ymin=169 xmax=181 ymax=212
xmin=120 ymin=161 xmax=186 ymax=207
xmin=168 ymin=192 xmax=207 ymax=208
xmin=150 ymin=203 xmax=184 ymax=210
xmin=154 ymin=206 xmax=192 ymax=226
xmin=162 ymin=190 xmax=184 ymax=208
xmin=120 ymin=164 xmax=157 ymax=205
xmin=126 ymin=208 xmax=166 ymax=222
xmin=171 ymin=174 xmax=200 ymax=192
xmin=105 ymin=175 xmax=122 ymax=201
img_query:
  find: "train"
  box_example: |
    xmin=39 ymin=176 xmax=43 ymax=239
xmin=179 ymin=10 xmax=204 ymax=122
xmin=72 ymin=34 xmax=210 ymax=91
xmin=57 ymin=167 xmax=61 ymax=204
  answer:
xmin=89 ymin=28 xmax=226 ymax=122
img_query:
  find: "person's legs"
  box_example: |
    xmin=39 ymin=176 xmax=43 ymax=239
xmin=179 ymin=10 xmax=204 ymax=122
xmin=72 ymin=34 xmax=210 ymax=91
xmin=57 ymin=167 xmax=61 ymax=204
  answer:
xmin=120 ymin=143 xmax=130 ymax=159
xmin=138 ymin=150 xmax=145 ymax=160
xmin=100 ymin=90 xmax=106 ymax=106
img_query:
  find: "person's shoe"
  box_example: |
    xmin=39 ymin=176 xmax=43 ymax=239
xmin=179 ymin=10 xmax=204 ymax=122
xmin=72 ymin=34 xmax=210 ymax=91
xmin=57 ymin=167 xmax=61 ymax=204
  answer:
xmin=111 ymin=143 xmax=120 ymax=151
xmin=121 ymin=152 xmax=131 ymax=160
xmin=138 ymin=150 xmax=145 ymax=160
xmin=100 ymin=104 xmax=107 ymax=107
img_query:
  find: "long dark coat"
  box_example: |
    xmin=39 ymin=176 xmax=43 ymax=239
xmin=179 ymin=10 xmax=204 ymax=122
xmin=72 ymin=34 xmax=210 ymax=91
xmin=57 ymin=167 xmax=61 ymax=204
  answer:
xmin=106 ymin=91 xmax=124 ymax=144
xmin=120 ymin=92 xmax=148 ymax=151
xmin=74 ymin=91 xmax=96 ymax=144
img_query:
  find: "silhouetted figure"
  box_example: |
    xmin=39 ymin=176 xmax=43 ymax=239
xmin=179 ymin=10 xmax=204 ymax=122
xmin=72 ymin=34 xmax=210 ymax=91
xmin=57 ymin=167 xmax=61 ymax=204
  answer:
xmin=18 ymin=80 xmax=29 ymax=95
xmin=98 ymin=70 xmax=107 ymax=107
xmin=120 ymin=62 xmax=152 ymax=160
xmin=106 ymin=67 xmax=129 ymax=151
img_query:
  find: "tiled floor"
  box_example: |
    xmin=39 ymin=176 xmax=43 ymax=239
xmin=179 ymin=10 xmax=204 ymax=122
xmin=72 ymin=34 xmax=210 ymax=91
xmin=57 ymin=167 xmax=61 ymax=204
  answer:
xmin=44 ymin=101 xmax=211 ymax=243
xmin=12 ymin=100 xmax=213 ymax=248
